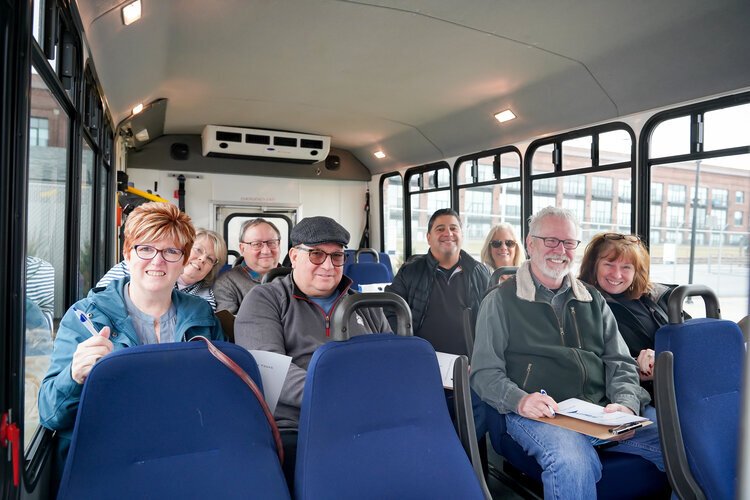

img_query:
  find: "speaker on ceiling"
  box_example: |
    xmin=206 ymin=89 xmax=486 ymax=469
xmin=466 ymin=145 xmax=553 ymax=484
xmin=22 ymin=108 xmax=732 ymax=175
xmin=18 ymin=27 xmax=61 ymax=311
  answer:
xmin=325 ymin=155 xmax=341 ymax=171
xmin=170 ymin=143 xmax=189 ymax=161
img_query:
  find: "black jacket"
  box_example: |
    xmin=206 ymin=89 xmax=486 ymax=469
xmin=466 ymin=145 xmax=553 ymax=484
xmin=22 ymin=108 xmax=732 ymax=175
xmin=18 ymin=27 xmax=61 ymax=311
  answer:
xmin=385 ymin=250 xmax=490 ymax=339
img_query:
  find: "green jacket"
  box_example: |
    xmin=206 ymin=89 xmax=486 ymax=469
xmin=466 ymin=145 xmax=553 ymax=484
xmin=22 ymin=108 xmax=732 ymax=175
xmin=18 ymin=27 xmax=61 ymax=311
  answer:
xmin=470 ymin=261 xmax=649 ymax=415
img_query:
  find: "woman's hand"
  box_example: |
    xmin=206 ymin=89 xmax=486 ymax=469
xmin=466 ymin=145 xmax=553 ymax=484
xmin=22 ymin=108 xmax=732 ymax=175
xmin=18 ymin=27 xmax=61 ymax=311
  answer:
xmin=71 ymin=327 xmax=113 ymax=384
xmin=636 ymin=349 xmax=655 ymax=380
xmin=603 ymin=403 xmax=636 ymax=441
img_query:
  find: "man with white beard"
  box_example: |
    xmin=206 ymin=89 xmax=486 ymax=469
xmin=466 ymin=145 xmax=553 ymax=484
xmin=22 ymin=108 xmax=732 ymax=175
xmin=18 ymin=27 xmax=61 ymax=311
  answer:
xmin=469 ymin=206 xmax=664 ymax=499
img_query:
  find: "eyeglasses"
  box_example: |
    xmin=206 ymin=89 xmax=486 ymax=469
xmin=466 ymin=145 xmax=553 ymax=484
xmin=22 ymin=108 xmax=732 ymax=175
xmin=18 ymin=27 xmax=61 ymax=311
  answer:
xmin=531 ymin=236 xmax=581 ymax=250
xmin=603 ymin=233 xmax=641 ymax=243
xmin=241 ymin=239 xmax=280 ymax=251
xmin=191 ymin=245 xmax=219 ymax=266
xmin=296 ymin=247 xmax=346 ymax=267
xmin=133 ymin=245 xmax=184 ymax=262
xmin=490 ymin=239 xmax=517 ymax=249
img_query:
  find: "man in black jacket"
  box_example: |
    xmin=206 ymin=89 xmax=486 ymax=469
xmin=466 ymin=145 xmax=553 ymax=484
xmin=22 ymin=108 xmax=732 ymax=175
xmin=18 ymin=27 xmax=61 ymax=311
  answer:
xmin=386 ymin=208 xmax=490 ymax=355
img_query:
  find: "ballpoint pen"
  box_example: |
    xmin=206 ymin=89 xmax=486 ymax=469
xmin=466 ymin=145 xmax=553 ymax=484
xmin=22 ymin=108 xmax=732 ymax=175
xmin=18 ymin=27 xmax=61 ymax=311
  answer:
xmin=540 ymin=389 xmax=556 ymax=416
xmin=609 ymin=422 xmax=644 ymax=435
xmin=74 ymin=309 xmax=101 ymax=338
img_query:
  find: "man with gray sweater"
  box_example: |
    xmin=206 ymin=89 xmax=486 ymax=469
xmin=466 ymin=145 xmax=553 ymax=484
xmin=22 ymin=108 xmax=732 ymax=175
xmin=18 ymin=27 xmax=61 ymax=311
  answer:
xmin=234 ymin=216 xmax=389 ymax=484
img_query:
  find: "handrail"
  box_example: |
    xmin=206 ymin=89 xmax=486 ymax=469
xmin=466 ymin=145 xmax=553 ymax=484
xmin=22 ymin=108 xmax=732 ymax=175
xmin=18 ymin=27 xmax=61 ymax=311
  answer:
xmin=666 ymin=284 xmax=721 ymax=323
xmin=331 ymin=292 xmax=411 ymax=340
xmin=354 ymin=248 xmax=379 ymax=263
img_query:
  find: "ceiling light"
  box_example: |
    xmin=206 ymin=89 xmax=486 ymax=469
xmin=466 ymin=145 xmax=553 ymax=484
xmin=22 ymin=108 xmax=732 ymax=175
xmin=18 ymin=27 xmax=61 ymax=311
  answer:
xmin=134 ymin=129 xmax=150 ymax=142
xmin=494 ymin=109 xmax=516 ymax=123
xmin=122 ymin=0 xmax=142 ymax=26
xmin=374 ymin=151 xmax=386 ymax=159
xmin=132 ymin=103 xmax=144 ymax=115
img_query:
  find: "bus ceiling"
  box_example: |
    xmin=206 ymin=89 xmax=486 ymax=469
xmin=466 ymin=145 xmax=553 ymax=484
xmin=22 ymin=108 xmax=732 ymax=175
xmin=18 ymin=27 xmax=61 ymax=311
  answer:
xmin=76 ymin=1 xmax=750 ymax=173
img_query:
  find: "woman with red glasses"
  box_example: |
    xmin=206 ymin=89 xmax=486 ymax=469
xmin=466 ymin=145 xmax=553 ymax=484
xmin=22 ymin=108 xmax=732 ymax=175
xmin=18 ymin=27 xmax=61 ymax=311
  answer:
xmin=480 ymin=223 xmax=525 ymax=280
xmin=579 ymin=232 xmax=685 ymax=397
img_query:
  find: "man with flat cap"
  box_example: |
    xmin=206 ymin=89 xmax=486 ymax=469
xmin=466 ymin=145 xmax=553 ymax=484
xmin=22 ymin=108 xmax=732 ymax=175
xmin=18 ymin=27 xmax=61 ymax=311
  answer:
xmin=234 ymin=216 xmax=389 ymax=485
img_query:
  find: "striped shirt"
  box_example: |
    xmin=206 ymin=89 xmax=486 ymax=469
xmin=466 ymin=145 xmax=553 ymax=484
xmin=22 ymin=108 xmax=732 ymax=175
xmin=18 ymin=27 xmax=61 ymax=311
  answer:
xmin=26 ymin=256 xmax=55 ymax=316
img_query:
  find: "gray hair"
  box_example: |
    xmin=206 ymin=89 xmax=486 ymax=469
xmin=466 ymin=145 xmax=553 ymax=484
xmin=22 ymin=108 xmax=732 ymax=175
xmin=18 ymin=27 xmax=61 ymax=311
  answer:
xmin=528 ymin=206 xmax=580 ymax=236
xmin=239 ymin=218 xmax=281 ymax=242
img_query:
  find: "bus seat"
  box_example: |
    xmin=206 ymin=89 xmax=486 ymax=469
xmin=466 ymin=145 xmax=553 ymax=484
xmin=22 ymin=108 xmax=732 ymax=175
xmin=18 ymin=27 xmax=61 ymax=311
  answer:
xmin=57 ymin=341 xmax=289 ymax=500
xmin=295 ymin=293 xmax=488 ymax=499
xmin=261 ymin=266 xmax=292 ymax=284
xmin=215 ymin=309 xmax=236 ymax=343
xmin=346 ymin=262 xmax=391 ymax=291
xmin=654 ymin=284 xmax=744 ymax=500
xmin=490 ymin=266 xmax=517 ymax=286
xmin=343 ymin=248 xmax=394 ymax=280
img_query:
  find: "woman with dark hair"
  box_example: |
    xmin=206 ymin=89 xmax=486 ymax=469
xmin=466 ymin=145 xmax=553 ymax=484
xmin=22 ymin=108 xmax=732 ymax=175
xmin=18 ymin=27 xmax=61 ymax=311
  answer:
xmin=579 ymin=232 xmax=681 ymax=394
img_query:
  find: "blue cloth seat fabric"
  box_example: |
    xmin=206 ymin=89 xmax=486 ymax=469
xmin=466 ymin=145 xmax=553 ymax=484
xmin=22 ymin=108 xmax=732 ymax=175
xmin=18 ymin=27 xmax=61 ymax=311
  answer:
xmin=343 ymin=249 xmax=394 ymax=279
xmin=346 ymin=261 xmax=392 ymax=290
xmin=57 ymin=341 xmax=289 ymax=500
xmin=655 ymin=317 xmax=744 ymax=499
xmin=486 ymin=409 xmax=669 ymax=499
xmin=295 ymin=334 xmax=485 ymax=499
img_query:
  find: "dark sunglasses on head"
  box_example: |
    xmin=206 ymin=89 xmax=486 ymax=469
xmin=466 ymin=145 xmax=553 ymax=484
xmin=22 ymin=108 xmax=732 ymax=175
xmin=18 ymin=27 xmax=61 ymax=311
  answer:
xmin=603 ymin=233 xmax=641 ymax=243
xmin=490 ymin=239 xmax=517 ymax=249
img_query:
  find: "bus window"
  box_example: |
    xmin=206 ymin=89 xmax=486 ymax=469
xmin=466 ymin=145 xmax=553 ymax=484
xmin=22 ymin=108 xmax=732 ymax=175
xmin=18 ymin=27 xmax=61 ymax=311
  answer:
xmin=25 ymin=69 xmax=70 ymax=449
xmin=644 ymin=97 xmax=750 ymax=322
xmin=404 ymin=163 xmax=451 ymax=258
xmin=454 ymin=148 xmax=522 ymax=262
xmin=380 ymin=173 xmax=404 ymax=272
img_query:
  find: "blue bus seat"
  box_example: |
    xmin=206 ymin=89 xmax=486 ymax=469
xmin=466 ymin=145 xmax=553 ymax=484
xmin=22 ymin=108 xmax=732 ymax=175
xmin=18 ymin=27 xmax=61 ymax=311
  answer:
xmin=343 ymin=248 xmax=394 ymax=280
xmin=295 ymin=293 xmax=488 ymax=499
xmin=654 ymin=284 xmax=744 ymax=500
xmin=346 ymin=261 xmax=391 ymax=290
xmin=295 ymin=334 xmax=487 ymax=499
xmin=57 ymin=341 xmax=289 ymax=500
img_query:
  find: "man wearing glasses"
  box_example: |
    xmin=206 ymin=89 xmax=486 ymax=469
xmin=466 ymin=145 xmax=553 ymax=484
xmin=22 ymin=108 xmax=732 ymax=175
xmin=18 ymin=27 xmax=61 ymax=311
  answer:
xmin=214 ymin=218 xmax=281 ymax=314
xmin=234 ymin=216 xmax=389 ymax=485
xmin=470 ymin=206 xmax=664 ymax=498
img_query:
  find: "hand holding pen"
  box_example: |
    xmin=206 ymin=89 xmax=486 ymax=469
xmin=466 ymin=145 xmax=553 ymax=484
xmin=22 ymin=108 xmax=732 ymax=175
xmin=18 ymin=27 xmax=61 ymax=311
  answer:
xmin=70 ymin=309 xmax=112 ymax=384
xmin=517 ymin=389 xmax=558 ymax=419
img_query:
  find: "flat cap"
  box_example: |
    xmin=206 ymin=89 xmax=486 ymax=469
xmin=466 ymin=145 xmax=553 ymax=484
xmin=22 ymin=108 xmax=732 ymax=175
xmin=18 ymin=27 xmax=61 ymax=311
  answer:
xmin=291 ymin=216 xmax=350 ymax=247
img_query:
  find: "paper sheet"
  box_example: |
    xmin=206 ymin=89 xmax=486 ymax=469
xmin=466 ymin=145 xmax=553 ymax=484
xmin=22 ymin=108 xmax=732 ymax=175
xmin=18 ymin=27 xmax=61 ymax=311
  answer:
xmin=435 ymin=351 xmax=459 ymax=389
xmin=357 ymin=283 xmax=391 ymax=293
xmin=556 ymin=398 xmax=648 ymax=426
xmin=248 ymin=350 xmax=292 ymax=414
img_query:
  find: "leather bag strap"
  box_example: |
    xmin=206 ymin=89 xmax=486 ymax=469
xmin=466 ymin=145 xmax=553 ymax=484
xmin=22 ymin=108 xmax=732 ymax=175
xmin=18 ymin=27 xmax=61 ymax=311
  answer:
xmin=190 ymin=336 xmax=284 ymax=464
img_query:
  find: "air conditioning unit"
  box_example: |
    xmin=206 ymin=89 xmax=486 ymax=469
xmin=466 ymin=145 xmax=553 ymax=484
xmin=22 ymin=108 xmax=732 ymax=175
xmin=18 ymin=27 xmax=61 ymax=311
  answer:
xmin=201 ymin=125 xmax=330 ymax=164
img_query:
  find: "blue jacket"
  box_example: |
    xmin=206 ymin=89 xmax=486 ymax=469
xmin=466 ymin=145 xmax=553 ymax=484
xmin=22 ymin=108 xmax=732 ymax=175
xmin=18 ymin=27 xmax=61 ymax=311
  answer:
xmin=39 ymin=277 xmax=224 ymax=437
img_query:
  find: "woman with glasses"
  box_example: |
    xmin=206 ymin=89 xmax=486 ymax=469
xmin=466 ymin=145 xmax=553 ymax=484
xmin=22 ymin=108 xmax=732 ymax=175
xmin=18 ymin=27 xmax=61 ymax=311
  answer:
xmin=96 ymin=228 xmax=227 ymax=310
xmin=39 ymin=202 xmax=224 ymax=471
xmin=579 ymin=232 xmax=682 ymax=396
xmin=480 ymin=223 xmax=525 ymax=280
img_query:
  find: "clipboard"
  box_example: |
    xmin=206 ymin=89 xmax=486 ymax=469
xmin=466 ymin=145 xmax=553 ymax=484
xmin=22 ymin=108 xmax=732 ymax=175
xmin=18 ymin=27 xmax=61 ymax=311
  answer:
xmin=530 ymin=414 xmax=653 ymax=440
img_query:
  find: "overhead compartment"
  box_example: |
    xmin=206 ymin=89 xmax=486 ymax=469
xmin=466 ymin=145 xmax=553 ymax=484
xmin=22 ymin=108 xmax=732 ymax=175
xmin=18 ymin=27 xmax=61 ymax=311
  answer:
xmin=201 ymin=125 xmax=330 ymax=164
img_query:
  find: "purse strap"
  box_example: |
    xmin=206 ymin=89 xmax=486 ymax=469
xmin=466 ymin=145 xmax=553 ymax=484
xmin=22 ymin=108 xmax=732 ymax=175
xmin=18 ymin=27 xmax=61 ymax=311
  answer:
xmin=190 ymin=336 xmax=284 ymax=465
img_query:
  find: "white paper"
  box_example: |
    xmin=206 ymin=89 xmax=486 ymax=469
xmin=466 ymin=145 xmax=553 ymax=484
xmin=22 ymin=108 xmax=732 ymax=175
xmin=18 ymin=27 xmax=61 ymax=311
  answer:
xmin=556 ymin=398 xmax=648 ymax=426
xmin=357 ymin=283 xmax=391 ymax=293
xmin=435 ymin=351 xmax=459 ymax=389
xmin=248 ymin=350 xmax=292 ymax=414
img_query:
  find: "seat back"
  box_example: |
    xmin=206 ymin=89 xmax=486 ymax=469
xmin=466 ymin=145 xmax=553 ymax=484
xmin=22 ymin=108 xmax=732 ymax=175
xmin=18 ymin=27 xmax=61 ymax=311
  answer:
xmin=215 ymin=309 xmax=236 ymax=343
xmin=343 ymin=248 xmax=394 ymax=279
xmin=346 ymin=261 xmax=391 ymax=290
xmin=295 ymin=334 xmax=485 ymax=500
xmin=58 ymin=341 xmax=289 ymax=500
xmin=655 ymin=284 xmax=744 ymax=500
xmin=261 ymin=266 xmax=292 ymax=284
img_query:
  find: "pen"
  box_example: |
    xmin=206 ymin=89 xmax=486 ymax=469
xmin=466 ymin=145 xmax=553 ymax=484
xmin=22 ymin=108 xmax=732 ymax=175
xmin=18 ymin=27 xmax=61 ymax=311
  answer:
xmin=74 ymin=309 xmax=101 ymax=338
xmin=609 ymin=422 xmax=644 ymax=435
xmin=540 ymin=389 xmax=555 ymax=416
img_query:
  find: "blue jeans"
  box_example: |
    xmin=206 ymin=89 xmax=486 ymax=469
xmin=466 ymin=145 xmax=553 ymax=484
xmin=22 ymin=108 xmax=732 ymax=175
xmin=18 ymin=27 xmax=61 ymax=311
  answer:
xmin=505 ymin=406 xmax=664 ymax=499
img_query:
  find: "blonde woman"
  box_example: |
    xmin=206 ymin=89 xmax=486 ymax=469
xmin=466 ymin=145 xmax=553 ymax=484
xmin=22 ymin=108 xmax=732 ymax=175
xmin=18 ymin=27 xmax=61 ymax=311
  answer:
xmin=480 ymin=223 xmax=525 ymax=281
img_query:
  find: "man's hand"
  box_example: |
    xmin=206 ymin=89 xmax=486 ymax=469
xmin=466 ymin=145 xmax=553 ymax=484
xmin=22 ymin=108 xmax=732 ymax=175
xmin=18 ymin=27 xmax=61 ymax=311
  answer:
xmin=71 ymin=327 xmax=113 ymax=384
xmin=602 ymin=403 xmax=637 ymax=441
xmin=517 ymin=392 xmax=558 ymax=419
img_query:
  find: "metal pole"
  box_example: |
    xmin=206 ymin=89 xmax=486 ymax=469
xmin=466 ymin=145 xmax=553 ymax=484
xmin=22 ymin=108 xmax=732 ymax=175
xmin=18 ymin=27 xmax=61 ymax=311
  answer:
xmin=687 ymin=160 xmax=701 ymax=285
